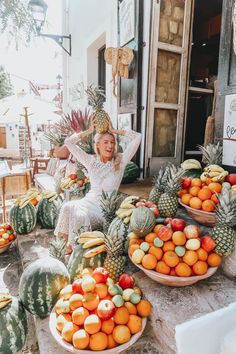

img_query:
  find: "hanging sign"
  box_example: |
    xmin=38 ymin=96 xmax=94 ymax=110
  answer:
xmin=223 ymin=94 xmax=236 ymax=166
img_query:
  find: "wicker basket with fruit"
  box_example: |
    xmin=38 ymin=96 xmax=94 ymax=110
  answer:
xmin=0 ymin=223 xmax=16 ymax=254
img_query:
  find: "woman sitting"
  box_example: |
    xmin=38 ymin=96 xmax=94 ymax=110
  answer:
xmin=54 ymin=117 xmax=141 ymax=252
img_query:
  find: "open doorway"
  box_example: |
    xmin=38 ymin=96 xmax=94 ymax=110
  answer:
xmin=184 ymin=0 xmax=223 ymax=158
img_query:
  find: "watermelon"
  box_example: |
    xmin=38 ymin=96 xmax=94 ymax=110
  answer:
xmin=0 ymin=297 xmax=27 ymax=354
xmin=184 ymin=169 xmax=201 ymax=178
xmin=9 ymin=203 xmax=36 ymax=234
xmin=130 ymin=206 xmax=156 ymax=237
xmin=122 ymin=161 xmax=140 ymax=184
xmin=19 ymin=257 xmax=70 ymax=318
xmin=37 ymin=196 xmax=62 ymax=229
xmin=67 ymin=244 xmax=105 ymax=281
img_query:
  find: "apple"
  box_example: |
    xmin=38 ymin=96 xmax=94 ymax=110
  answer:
xmin=118 ymin=273 xmax=134 ymax=290
xmin=135 ymin=201 xmax=146 ymax=207
xmin=150 ymin=207 xmax=159 ymax=218
xmin=201 ymin=235 xmax=216 ymax=252
xmin=181 ymin=177 xmax=192 ymax=189
xmin=183 ymin=225 xmax=200 ymax=239
xmin=2 ymin=233 xmax=9 ymax=239
xmin=68 ymin=173 xmax=77 ymax=180
xmin=171 ymin=218 xmax=186 ymax=232
xmin=72 ymin=279 xmax=84 ymax=294
xmin=164 ymin=218 xmax=173 ymax=225
xmin=226 ymin=174 xmax=236 ymax=186
xmin=92 ymin=267 xmax=109 ymax=284
xmin=145 ymin=201 xmax=156 ymax=208
xmin=5 ymin=224 xmax=12 ymax=231
xmin=157 ymin=225 xmax=173 ymax=241
xmin=81 ymin=276 xmax=96 ymax=292
xmin=97 ymin=300 xmax=115 ymax=320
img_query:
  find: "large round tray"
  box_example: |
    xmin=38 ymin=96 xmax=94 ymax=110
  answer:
xmin=178 ymin=199 xmax=216 ymax=227
xmin=49 ymin=309 xmax=147 ymax=354
xmin=0 ymin=240 xmax=14 ymax=254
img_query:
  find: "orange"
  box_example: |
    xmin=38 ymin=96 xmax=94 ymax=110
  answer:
xmin=205 ymin=177 xmax=212 ymax=185
xmin=142 ymin=254 xmax=157 ymax=270
xmin=30 ymin=197 xmax=38 ymax=206
xmin=178 ymin=189 xmax=188 ymax=197
xmin=163 ymin=241 xmax=175 ymax=252
xmin=129 ymin=239 xmax=140 ymax=246
xmin=198 ymin=187 xmax=212 ymax=201
xmin=112 ymin=325 xmax=131 ymax=344
xmin=181 ymin=194 xmax=192 ymax=205
xmin=101 ymin=318 xmax=115 ymax=335
xmin=114 ymin=306 xmax=130 ymax=325
xmin=82 ymin=293 xmax=100 ymax=311
xmin=208 ymin=182 xmax=222 ymax=194
xmin=202 ymin=200 xmax=215 ymax=212
xmin=189 ymin=197 xmax=202 ymax=210
xmin=95 ymin=283 xmax=108 ymax=299
xmin=8 ymin=233 xmax=15 ymax=241
xmin=61 ymin=322 xmax=80 ymax=343
xmin=175 ymin=262 xmax=192 ymax=277
xmin=163 ymin=251 xmax=179 ymax=267
xmin=89 ymin=332 xmax=108 ymax=351
xmin=56 ymin=313 xmax=71 ymax=332
xmin=73 ymin=329 xmax=90 ymax=349
xmin=196 ymin=248 xmax=208 ymax=261
xmin=129 ymin=244 xmax=140 ymax=256
xmin=207 ymin=253 xmax=222 ymax=267
xmin=127 ymin=315 xmax=142 ymax=334
xmin=149 ymin=246 xmax=163 ymax=260
xmin=0 ymin=238 xmax=6 ymax=246
xmin=170 ymin=269 xmax=177 ymax=276
xmin=191 ymin=178 xmax=202 ymax=187
xmin=145 ymin=232 xmax=157 ymax=243
xmin=153 ymin=224 xmax=163 ymax=234
xmin=107 ymin=334 xmax=117 ymax=349
xmin=172 ymin=231 xmax=186 ymax=246
xmin=156 ymin=261 xmax=170 ymax=275
xmin=124 ymin=301 xmax=138 ymax=315
xmin=183 ymin=250 xmax=198 ymax=266
xmin=211 ymin=194 xmax=219 ymax=204
xmin=189 ymin=186 xmax=201 ymax=197
xmin=84 ymin=314 xmax=101 ymax=334
xmin=69 ymin=294 xmax=83 ymax=311
xmin=72 ymin=307 xmax=89 ymax=326
xmin=192 ymin=261 xmax=208 ymax=275
xmin=136 ymin=300 xmax=152 ymax=317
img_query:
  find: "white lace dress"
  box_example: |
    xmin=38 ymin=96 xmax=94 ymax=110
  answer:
xmin=54 ymin=130 xmax=141 ymax=244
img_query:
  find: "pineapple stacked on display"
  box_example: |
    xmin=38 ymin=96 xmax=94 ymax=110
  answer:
xmin=100 ymin=190 xmax=123 ymax=233
xmin=211 ymin=187 xmax=236 ymax=256
xmin=85 ymin=85 xmax=109 ymax=133
xmin=149 ymin=166 xmax=168 ymax=204
xmin=158 ymin=164 xmax=184 ymax=217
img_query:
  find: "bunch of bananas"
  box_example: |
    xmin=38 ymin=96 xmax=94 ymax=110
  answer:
xmin=181 ymin=159 xmax=201 ymax=170
xmin=60 ymin=177 xmax=76 ymax=190
xmin=200 ymin=165 xmax=229 ymax=183
xmin=115 ymin=195 xmax=139 ymax=224
xmin=78 ymin=231 xmax=106 ymax=258
xmin=0 ymin=291 xmax=12 ymax=309
xmin=15 ymin=188 xmax=40 ymax=209
xmin=41 ymin=191 xmax=59 ymax=202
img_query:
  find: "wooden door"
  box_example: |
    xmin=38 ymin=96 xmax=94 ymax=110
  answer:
xmin=146 ymin=0 xmax=193 ymax=175
xmin=0 ymin=127 xmax=6 ymax=148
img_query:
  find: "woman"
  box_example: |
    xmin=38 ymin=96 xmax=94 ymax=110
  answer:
xmin=54 ymin=118 xmax=141 ymax=251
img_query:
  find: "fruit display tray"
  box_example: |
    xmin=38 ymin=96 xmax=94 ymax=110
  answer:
xmin=0 ymin=240 xmax=14 ymax=254
xmin=178 ymin=199 xmax=216 ymax=227
xmin=49 ymin=309 xmax=147 ymax=354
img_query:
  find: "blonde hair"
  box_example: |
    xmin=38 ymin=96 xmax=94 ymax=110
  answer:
xmin=94 ymin=132 xmax=121 ymax=171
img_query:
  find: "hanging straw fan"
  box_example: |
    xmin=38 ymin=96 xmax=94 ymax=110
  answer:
xmin=203 ymin=80 xmax=218 ymax=146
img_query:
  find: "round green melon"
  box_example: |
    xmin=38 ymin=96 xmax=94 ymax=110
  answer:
xmin=130 ymin=206 xmax=156 ymax=237
xmin=0 ymin=297 xmax=27 ymax=354
xmin=184 ymin=169 xmax=201 ymax=178
xmin=122 ymin=162 xmax=140 ymax=184
xmin=37 ymin=196 xmax=62 ymax=229
xmin=19 ymin=257 xmax=70 ymax=318
xmin=10 ymin=203 xmax=37 ymax=234
xmin=67 ymin=244 xmax=105 ymax=281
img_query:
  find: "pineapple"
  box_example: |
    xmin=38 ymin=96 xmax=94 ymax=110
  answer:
xmin=85 ymin=85 xmax=109 ymax=133
xmin=149 ymin=166 xmax=168 ymax=204
xmin=198 ymin=142 xmax=223 ymax=166
xmin=211 ymin=188 xmax=236 ymax=256
xmin=100 ymin=190 xmax=123 ymax=233
xmin=103 ymin=232 xmax=126 ymax=282
xmin=158 ymin=164 xmax=184 ymax=217
xmin=49 ymin=237 xmax=67 ymax=263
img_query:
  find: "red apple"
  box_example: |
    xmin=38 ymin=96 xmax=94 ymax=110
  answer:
xmin=226 ymin=174 xmax=236 ymax=186
xmin=135 ymin=201 xmax=146 ymax=207
xmin=72 ymin=279 xmax=84 ymax=294
xmin=118 ymin=273 xmax=134 ymax=290
xmin=158 ymin=225 xmax=173 ymax=241
xmin=171 ymin=218 xmax=186 ymax=232
xmin=5 ymin=224 xmax=12 ymax=231
xmin=184 ymin=225 xmax=200 ymax=239
xmin=164 ymin=218 xmax=173 ymax=225
xmin=145 ymin=201 xmax=156 ymax=208
xmin=150 ymin=207 xmax=159 ymax=218
xmin=92 ymin=267 xmax=109 ymax=284
xmin=201 ymin=235 xmax=216 ymax=252
xmin=97 ymin=300 xmax=115 ymax=320
xmin=181 ymin=177 xmax=192 ymax=189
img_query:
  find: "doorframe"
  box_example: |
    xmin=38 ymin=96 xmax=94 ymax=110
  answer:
xmin=145 ymin=0 xmax=194 ymax=176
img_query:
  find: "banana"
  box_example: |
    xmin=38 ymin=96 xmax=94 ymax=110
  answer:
xmin=128 ymin=232 xmax=139 ymax=239
xmin=19 ymin=200 xmax=31 ymax=209
xmin=83 ymin=245 xmax=106 ymax=258
xmin=118 ymin=209 xmax=133 ymax=219
xmin=0 ymin=292 xmax=12 ymax=302
xmin=211 ymin=170 xmax=229 ymax=182
xmin=208 ymin=171 xmax=220 ymax=178
xmin=200 ymin=172 xmax=208 ymax=182
xmin=48 ymin=195 xmax=58 ymax=202
xmin=43 ymin=192 xmax=57 ymax=199
xmin=123 ymin=195 xmax=139 ymax=203
xmin=119 ymin=202 xmax=136 ymax=209
xmin=205 ymin=165 xmax=224 ymax=173
xmin=80 ymin=231 xmax=104 ymax=239
xmin=83 ymin=238 xmax=105 ymax=249
xmin=181 ymin=159 xmax=201 ymax=170
xmin=78 ymin=238 xmax=96 ymax=244
xmin=115 ymin=208 xmax=126 ymax=216
xmin=0 ymin=299 xmax=12 ymax=309
xmin=123 ymin=216 xmax=131 ymax=224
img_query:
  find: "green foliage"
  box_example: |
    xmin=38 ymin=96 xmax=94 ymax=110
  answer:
xmin=0 ymin=66 xmax=13 ymax=99
xmin=0 ymin=0 xmax=36 ymax=48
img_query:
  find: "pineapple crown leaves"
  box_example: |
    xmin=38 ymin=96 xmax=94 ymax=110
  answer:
xmin=44 ymin=130 xmax=66 ymax=147
xmin=198 ymin=142 xmax=223 ymax=165
xmin=100 ymin=190 xmax=123 ymax=219
xmin=215 ymin=187 xmax=236 ymax=227
xmin=85 ymin=85 xmax=106 ymax=110
xmin=164 ymin=163 xmax=185 ymax=193
xmin=152 ymin=165 xmax=169 ymax=192
xmin=55 ymin=108 xmax=91 ymax=135
xmin=49 ymin=237 xmax=67 ymax=263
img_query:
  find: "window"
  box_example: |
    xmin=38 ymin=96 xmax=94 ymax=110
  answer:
xmin=98 ymin=45 xmax=106 ymax=92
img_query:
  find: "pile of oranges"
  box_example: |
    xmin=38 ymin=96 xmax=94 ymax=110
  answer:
xmin=179 ymin=178 xmax=222 ymax=212
xmin=53 ymin=268 xmax=151 ymax=351
xmin=129 ymin=222 xmax=222 ymax=277
xmin=0 ymin=223 xmax=16 ymax=248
